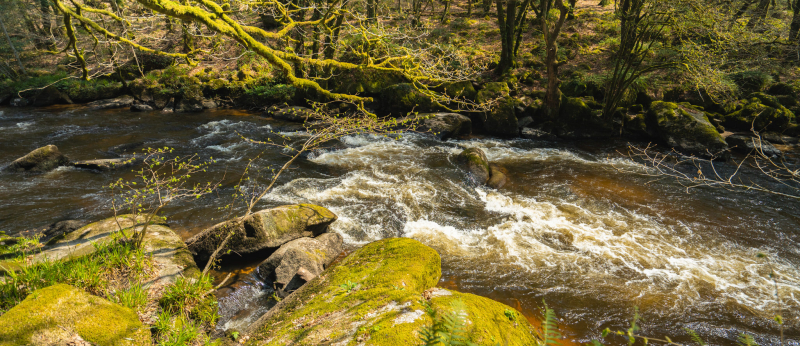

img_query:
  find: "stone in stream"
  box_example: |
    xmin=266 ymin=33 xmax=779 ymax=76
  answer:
xmin=412 ymin=112 xmax=472 ymax=140
xmin=0 ymin=215 xmax=201 ymax=288
xmin=487 ymin=163 xmax=508 ymax=189
xmin=0 ymin=284 xmax=152 ymax=346
xmin=3 ymin=145 xmax=70 ymax=173
xmin=13 ymin=219 xmax=88 ymax=245
xmin=73 ymin=157 xmax=136 ymax=172
xmin=186 ymin=204 xmax=337 ymax=265
xmin=10 ymin=97 xmax=29 ymax=107
xmin=456 ymin=147 xmax=491 ymax=184
xmin=87 ymin=95 xmax=135 ymax=110
xmin=29 ymin=86 xmax=73 ymax=107
xmin=244 ymin=238 xmax=539 ymax=345
xmin=725 ymin=134 xmax=782 ymax=158
xmin=256 ymin=232 xmax=343 ymax=296
xmin=130 ymin=102 xmax=154 ymax=112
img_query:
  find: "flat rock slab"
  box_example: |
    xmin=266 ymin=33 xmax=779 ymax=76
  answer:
xmin=0 ymin=215 xmax=200 ymax=287
xmin=73 ymin=158 xmax=136 ymax=172
xmin=0 ymin=284 xmax=151 ymax=346
xmin=87 ymin=95 xmax=134 ymax=110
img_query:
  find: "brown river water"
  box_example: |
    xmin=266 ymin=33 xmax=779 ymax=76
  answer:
xmin=1 ymin=106 xmax=799 ymax=345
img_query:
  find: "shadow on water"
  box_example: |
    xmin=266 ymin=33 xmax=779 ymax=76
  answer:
xmin=1 ymin=106 xmax=799 ymax=345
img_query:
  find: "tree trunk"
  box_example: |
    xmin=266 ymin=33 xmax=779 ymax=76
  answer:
xmin=367 ymin=0 xmax=377 ymax=22
xmin=746 ymin=0 xmax=771 ymax=29
xmin=541 ymin=0 xmax=568 ymax=117
xmin=0 ymin=15 xmax=26 ymax=76
xmin=791 ymin=0 xmax=800 ymax=40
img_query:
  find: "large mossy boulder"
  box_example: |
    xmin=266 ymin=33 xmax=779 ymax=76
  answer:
xmin=244 ymin=238 xmax=538 ymax=345
xmin=434 ymin=81 xmax=477 ymax=100
xmin=3 ymin=145 xmax=70 ymax=173
xmin=186 ymin=204 xmax=337 ymax=265
xmin=256 ymin=232 xmax=343 ymax=296
xmin=482 ymin=97 xmax=520 ymax=137
xmin=413 ymin=112 xmax=472 ymax=140
xmin=380 ymin=83 xmax=434 ymax=114
xmin=0 ymin=284 xmax=152 ymax=346
xmin=723 ymin=93 xmax=795 ymax=132
xmin=647 ymin=101 xmax=729 ymax=157
xmin=329 ymin=68 xmax=408 ymax=95
xmin=456 ymin=147 xmax=490 ymax=184
xmin=555 ymin=96 xmax=614 ymax=138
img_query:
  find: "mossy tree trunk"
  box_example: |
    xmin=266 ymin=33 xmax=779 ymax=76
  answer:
xmin=0 ymin=15 xmax=26 ymax=77
xmin=540 ymin=0 xmax=568 ymax=117
xmin=495 ymin=0 xmax=531 ymax=74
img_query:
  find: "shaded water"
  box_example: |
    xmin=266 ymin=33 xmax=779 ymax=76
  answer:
xmin=1 ymin=106 xmax=798 ymax=345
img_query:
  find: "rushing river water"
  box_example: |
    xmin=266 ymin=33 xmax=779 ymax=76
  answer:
xmin=1 ymin=106 xmax=799 ymax=345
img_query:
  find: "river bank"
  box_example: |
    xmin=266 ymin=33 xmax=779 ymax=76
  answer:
xmin=1 ymin=103 xmax=799 ymax=344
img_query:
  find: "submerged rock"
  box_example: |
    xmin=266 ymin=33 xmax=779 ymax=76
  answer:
xmin=257 ymin=232 xmax=343 ymax=296
xmin=726 ymin=134 xmax=782 ymax=158
xmin=0 ymin=284 xmax=151 ymax=346
xmin=245 ymin=238 xmax=539 ymax=345
xmin=647 ymin=101 xmax=729 ymax=157
xmin=186 ymin=204 xmax=337 ymax=265
xmin=87 ymin=95 xmax=135 ymax=110
xmin=3 ymin=145 xmax=70 ymax=173
xmin=456 ymin=147 xmax=491 ymax=184
xmin=413 ymin=112 xmax=472 ymax=140
xmin=73 ymin=158 xmax=135 ymax=172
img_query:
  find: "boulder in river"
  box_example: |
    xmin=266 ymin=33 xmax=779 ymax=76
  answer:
xmin=186 ymin=204 xmax=338 ymax=265
xmin=9 ymin=97 xmax=29 ymax=107
xmin=723 ymin=93 xmax=795 ymax=132
xmin=73 ymin=158 xmax=136 ymax=172
xmin=130 ymin=102 xmax=154 ymax=112
xmin=456 ymin=147 xmax=491 ymax=184
xmin=14 ymin=219 xmax=87 ymax=245
xmin=725 ymin=134 xmax=782 ymax=158
xmin=244 ymin=238 xmax=539 ymax=345
xmin=521 ymin=127 xmax=558 ymax=140
xmin=647 ymin=101 xmax=729 ymax=158
xmin=257 ymin=232 xmax=343 ymax=296
xmin=487 ymin=163 xmax=508 ymax=189
xmin=0 ymin=284 xmax=152 ymax=346
xmin=3 ymin=145 xmax=70 ymax=173
xmin=87 ymin=95 xmax=135 ymax=110
xmin=30 ymin=86 xmax=73 ymax=107
xmin=413 ymin=112 xmax=472 ymax=140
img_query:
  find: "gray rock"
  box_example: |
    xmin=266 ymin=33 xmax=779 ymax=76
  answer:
xmin=87 ymin=95 xmax=135 ymax=110
xmin=186 ymin=204 xmax=338 ymax=265
xmin=73 ymin=158 xmax=136 ymax=172
xmin=726 ymin=134 xmax=782 ymax=158
xmin=456 ymin=147 xmax=490 ymax=185
xmin=647 ymin=101 xmax=729 ymax=158
xmin=521 ymin=128 xmax=558 ymax=140
xmin=202 ymin=99 xmax=217 ymax=109
xmin=176 ymin=97 xmax=204 ymax=113
xmin=130 ymin=103 xmax=154 ymax=112
xmin=3 ymin=145 xmax=70 ymax=172
xmin=0 ymin=215 xmax=200 ymax=287
xmin=264 ymin=105 xmax=316 ymax=122
xmin=257 ymin=232 xmax=343 ymax=295
xmin=10 ymin=97 xmax=29 ymax=107
xmin=518 ymin=116 xmax=534 ymax=129
xmin=413 ymin=113 xmax=471 ymax=140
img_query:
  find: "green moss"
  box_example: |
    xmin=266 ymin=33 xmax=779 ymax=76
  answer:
xmin=476 ymin=82 xmax=510 ymax=104
xmin=0 ymin=284 xmax=151 ymax=346
xmin=380 ymin=83 xmax=433 ymax=113
xmin=647 ymin=101 xmax=728 ymax=155
xmin=723 ymin=94 xmax=795 ymax=132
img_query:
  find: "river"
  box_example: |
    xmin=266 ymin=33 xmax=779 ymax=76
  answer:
xmin=1 ymin=106 xmax=798 ymax=345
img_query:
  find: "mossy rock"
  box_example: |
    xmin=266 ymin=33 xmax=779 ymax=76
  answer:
xmin=380 ymin=83 xmax=434 ymax=114
xmin=60 ymin=79 xmax=124 ymax=104
xmin=2 ymin=145 xmax=70 ymax=173
xmin=456 ymin=147 xmax=490 ymax=184
xmin=433 ymin=81 xmax=477 ymax=101
xmin=623 ymin=113 xmax=649 ymax=138
xmin=0 ymin=284 xmax=151 ymax=346
xmin=245 ymin=238 xmax=538 ymax=346
xmin=723 ymin=93 xmax=795 ymax=132
xmin=482 ymin=96 xmax=520 ymax=137
xmin=767 ymin=82 xmax=799 ymax=96
xmin=647 ymin=101 xmax=728 ymax=157
xmin=329 ymin=67 xmax=408 ymax=95
xmin=728 ymin=70 xmax=772 ymax=94
xmin=554 ymin=96 xmax=614 ymax=138
xmin=475 ymin=82 xmax=510 ymax=104
xmin=186 ymin=204 xmax=337 ymax=265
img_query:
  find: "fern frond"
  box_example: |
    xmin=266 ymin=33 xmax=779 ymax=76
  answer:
xmin=684 ymin=328 xmax=706 ymax=346
xmin=541 ymin=300 xmax=562 ymax=346
xmin=737 ymin=333 xmax=758 ymax=346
